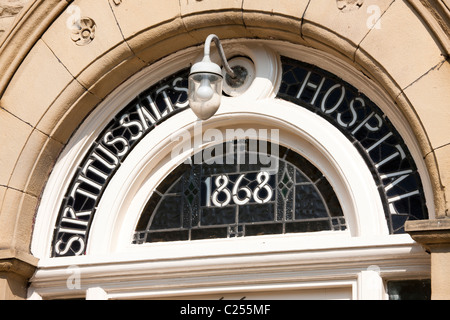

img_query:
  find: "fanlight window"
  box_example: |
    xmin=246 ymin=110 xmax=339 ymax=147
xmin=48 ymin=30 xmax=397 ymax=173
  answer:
xmin=133 ymin=140 xmax=345 ymax=244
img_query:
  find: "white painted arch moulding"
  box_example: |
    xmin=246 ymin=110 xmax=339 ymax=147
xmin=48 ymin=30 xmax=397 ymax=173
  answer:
xmin=0 ymin=1 xmax=444 ymax=259
xmin=88 ymin=99 xmax=387 ymax=255
xmin=30 ymin=40 xmax=283 ymax=259
xmin=0 ymin=1 xmax=442 ymax=299
xmin=32 ymin=40 xmax=435 ymax=260
xmin=29 ymin=235 xmax=429 ymax=300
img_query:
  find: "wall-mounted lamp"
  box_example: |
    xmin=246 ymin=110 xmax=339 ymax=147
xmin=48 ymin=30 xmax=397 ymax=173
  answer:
xmin=188 ymin=34 xmax=237 ymax=120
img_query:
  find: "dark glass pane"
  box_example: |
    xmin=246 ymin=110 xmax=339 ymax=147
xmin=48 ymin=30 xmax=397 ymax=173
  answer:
xmin=387 ymin=280 xmax=431 ymax=300
xmin=167 ymin=176 xmax=183 ymax=193
xmin=315 ymin=178 xmax=343 ymax=217
xmin=201 ymin=206 xmax=236 ymax=226
xmin=285 ymin=150 xmax=322 ymax=182
xmin=391 ymin=214 xmax=410 ymax=234
xmin=295 ymin=185 xmax=328 ymax=219
xmin=201 ymin=161 xmax=238 ymax=176
xmin=239 ymin=203 xmax=275 ymax=223
xmin=156 ymin=164 xmax=191 ymax=194
xmin=149 ymin=196 xmax=182 ymax=230
xmin=191 ymin=227 xmax=227 ymax=240
xmin=246 ymin=223 xmax=283 ymax=236
xmin=285 ymin=220 xmax=331 ymax=233
xmin=332 ymin=217 xmax=347 ymax=231
xmin=296 ymin=169 xmax=310 ymax=184
xmin=147 ymin=230 xmax=189 ymax=243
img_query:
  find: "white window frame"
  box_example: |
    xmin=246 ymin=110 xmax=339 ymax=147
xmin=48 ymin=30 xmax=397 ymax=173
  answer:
xmin=29 ymin=40 xmax=431 ymax=300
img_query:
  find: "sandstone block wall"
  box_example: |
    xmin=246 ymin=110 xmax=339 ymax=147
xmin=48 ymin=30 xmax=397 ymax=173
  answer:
xmin=0 ymin=0 xmax=29 ymax=39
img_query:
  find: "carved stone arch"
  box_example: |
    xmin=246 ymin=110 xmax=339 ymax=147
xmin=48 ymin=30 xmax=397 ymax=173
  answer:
xmin=0 ymin=0 xmax=448 ymax=299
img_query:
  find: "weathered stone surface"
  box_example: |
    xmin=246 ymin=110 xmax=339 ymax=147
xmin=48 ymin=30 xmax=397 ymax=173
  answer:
xmin=0 ymin=0 xmax=28 ymax=20
xmin=0 ymin=39 xmax=74 ymax=128
xmin=0 ymin=0 xmax=29 ymax=38
xmin=336 ymin=0 xmax=364 ymax=12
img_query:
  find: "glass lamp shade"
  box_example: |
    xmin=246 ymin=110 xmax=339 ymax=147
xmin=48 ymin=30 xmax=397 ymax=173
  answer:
xmin=188 ymin=72 xmax=223 ymax=120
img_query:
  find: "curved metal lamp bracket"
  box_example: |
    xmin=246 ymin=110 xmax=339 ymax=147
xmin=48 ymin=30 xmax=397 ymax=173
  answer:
xmin=203 ymin=34 xmax=235 ymax=78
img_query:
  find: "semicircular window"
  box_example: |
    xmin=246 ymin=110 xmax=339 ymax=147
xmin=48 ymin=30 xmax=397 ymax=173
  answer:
xmin=133 ymin=140 xmax=346 ymax=244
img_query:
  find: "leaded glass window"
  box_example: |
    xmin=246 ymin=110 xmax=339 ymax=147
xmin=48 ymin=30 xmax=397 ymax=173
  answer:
xmin=277 ymin=57 xmax=428 ymax=233
xmin=387 ymin=279 xmax=431 ymax=300
xmin=133 ymin=140 xmax=345 ymax=244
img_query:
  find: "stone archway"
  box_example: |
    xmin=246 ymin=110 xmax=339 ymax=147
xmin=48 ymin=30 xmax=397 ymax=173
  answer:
xmin=0 ymin=0 xmax=448 ymax=299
